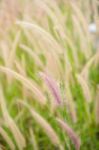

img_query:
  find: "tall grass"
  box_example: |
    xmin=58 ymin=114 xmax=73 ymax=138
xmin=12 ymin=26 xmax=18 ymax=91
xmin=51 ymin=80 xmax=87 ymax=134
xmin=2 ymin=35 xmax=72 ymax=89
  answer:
xmin=0 ymin=0 xmax=99 ymax=149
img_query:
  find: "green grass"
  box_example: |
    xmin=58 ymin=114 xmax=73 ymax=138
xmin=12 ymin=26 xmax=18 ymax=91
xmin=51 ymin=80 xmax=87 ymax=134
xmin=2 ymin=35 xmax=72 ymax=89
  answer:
xmin=0 ymin=0 xmax=99 ymax=150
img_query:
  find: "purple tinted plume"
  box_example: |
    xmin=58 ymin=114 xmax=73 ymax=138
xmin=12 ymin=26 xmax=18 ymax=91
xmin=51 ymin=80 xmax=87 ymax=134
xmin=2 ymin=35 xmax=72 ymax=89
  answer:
xmin=56 ymin=118 xmax=81 ymax=150
xmin=39 ymin=72 xmax=62 ymax=105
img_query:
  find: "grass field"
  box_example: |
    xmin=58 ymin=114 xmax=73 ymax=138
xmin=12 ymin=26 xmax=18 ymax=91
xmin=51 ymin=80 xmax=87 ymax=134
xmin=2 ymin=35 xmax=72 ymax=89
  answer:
xmin=0 ymin=0 xmax=99 ymax=149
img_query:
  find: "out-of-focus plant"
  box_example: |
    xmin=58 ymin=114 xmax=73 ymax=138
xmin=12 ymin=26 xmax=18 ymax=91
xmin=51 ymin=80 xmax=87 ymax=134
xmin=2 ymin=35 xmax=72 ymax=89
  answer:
xmin=0 ymin=0 xmax=99 ymax=149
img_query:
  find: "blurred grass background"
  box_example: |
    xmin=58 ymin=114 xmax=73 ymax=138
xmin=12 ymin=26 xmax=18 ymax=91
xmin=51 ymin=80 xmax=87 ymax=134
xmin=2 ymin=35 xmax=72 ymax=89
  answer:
xmin=0 ymin=0 xmax=99 ymax=149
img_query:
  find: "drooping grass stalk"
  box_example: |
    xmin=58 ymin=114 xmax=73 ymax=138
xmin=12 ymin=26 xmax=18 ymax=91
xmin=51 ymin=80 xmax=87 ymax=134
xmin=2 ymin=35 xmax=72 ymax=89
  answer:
xmin=0 ymin=66 xmax=46 ymax=105
xmin=0 ymin=86 xmax=26 ymax=150
xmin=39 ymin=72 xmax=62 ymax=105
xmin=56 ymin=118 xmax=81 ymax=150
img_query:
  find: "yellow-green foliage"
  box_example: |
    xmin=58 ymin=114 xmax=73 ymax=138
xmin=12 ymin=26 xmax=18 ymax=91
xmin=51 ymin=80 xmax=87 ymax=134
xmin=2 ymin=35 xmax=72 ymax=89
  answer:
xmin=0 ymin=0 xmax=99 ymax=149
